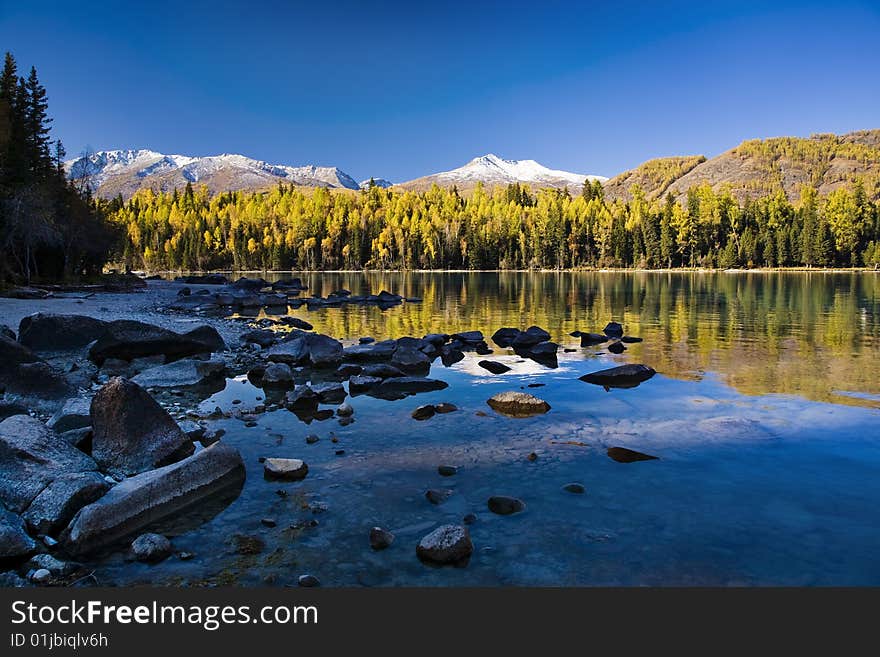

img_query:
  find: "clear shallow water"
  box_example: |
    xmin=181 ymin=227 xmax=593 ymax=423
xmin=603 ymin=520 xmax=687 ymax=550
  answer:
xmin=98 ymin=272 xmax=880 ymax=586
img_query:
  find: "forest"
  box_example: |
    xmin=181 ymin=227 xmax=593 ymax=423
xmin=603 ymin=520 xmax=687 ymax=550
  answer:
xmin=108 ymin=176 xmax=880 ymax=272
xmin=0 ymin=52 xmax=115 ymax=284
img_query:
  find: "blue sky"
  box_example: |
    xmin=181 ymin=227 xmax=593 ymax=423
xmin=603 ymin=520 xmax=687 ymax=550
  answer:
xmin=2 ymin=0 xmax=879 ymax=182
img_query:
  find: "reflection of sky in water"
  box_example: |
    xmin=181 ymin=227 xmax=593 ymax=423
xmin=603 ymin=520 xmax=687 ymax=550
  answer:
xmin=94 ymin=272 xmax=880 ymax=586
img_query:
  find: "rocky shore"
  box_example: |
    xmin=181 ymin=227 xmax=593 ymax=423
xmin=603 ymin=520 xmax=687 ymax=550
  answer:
xmin=0 ymin=277 xmax=656 ymax=587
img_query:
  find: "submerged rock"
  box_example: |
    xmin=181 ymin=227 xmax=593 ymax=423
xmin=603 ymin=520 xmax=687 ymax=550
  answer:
xmin=579 ymin=364 xmax=656 ymax=389
xmin=263 ymin=458 xmax=309 ymax=481
xmin=487 ymin=496 xmax=526 ymax=515
xmin=63 ymin=443 xmax=245 ymax=556
xmin=131 ymin=533 xmax=172 ymax=563
xmin=416 ymin=525 xmax=473 ymax=565
xmin=486 ymin=391 xmax=551 ymax=417
xmin=606 ymin=447 xmax=659 ymax=463
xmin=370 ymin=527 xmax=395 ymax=550
xmin=478 ymin=360 xmax=511 ymax=374
xmin=90 ymin=378 xmax=194 ymax=476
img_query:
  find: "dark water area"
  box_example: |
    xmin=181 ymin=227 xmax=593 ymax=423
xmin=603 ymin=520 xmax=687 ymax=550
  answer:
xmin=100 ymin=272 xmax=880 ymax=586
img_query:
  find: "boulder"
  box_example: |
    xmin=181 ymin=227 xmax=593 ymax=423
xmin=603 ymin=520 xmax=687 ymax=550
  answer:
xmin=47 ymin=396 xmax=92 ymax=433
xmin=305 ymin=333 xmax=343 ymax=367
xmin=312 ymin=382 xmax=346 ymax=403
xmin=0 ymin=324 xmax=14 ymax=340
xmin=362 ymin=363 xmax=406 ymax=379
xmin=21 ymin=472 xmax=109 ymax=536
xmin=62 ymin=443 xmax=245 ymax=556
xmin=336 ymin=363 xmax=363 ymax=378
xmin=440 ymin=346 xmax=465 ymax=367
xmin=0 ymin=401 xmax=28 ymax=422
xmin=131 ymin=533 xmax=172 ymax=563
xmin=88 ymin=320 xmax=225 ymax=365
xmin=8 ymin=361 xmax=75 ymax=401
xmin=579 ymin=332 xmax=608 ymax=346
xmin=0 ymin=509 xmax=36 ymax=560
xmin=451 ymin=330 xmax=483 ymax=343
xmin=90 ymin=378 xmax=195 ymax=476
xmin=348 ymin=375 xmax=383 ymax=394
xmin=18 ymin=313 xmax=109 ymax=352
xmin=373 ymin=377 xmax=449 ymax=400
xmin=0 ymin=333 xmax=39 ymax=375
xmin=486 ymin=391 xmax=551 ymax=417
xmin=260 ymin=362 xmax=294 ymax=388
xmin=621 ymin=336 xmax=643 ymax=343
xmin=487 ymin=495 xmax=526 ymax=515
xmin=343 ymin=340 xmax=398 ymax=362
xmin=0 ymin=414 xmax=98 ymax=513
xmin=240 ymin=329 xmax=277 ymax=348
xmin=491 ymin=327 xmax=521 ymax=347
xmin=422 ymin=333 xmax=449 ymax=347
xmin=511 ymin=326 xmax=551 ymax=348
xmin=579 ymin=364 xmax=656 ymax=389
xmin=266 ymin=336 xmax=309 ymax=365
xmin=285 ymin=385 xmax=319 ymax=410
xmin=416 ymin=525 xmax=473 ymax=565
xmin=391 ymin=346 xmax=432 ymax=375
xmin=425 ymin=488 xmax=453 ymax=504
xmin=131 ymin=358 xmax=226 ymax=388
xmin=230 ymin=277 xmax=268 ymax=291
xmin=263 ymin=458 xmax=308 ymax=481
xmin=607 ymin=341 xmax=626 ymax=354
xmin=478 ymin=360 xmax=511 ymax=374
xmin=278 ymin=316 xmax=313 ymax=330
xmin=603 ymin=321 xmax=624 ymax=338
xmin=433 ymin=402 xmax=458 ymax=414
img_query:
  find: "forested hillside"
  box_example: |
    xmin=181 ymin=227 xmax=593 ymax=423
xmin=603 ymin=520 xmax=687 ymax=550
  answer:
xmin=108 ymin=177 xmax=880 ymax=271
xmin=0 ymin=52 xmax=115 ymax=284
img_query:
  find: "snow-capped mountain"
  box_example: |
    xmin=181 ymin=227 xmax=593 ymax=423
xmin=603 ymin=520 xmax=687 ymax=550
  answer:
xmin=398 ymin=154 xmax=607 ymax=192
xmin=65 ymin=149 xmax=361 ymax=198
xmin=359 ymin=178 xmax=394 ymax=189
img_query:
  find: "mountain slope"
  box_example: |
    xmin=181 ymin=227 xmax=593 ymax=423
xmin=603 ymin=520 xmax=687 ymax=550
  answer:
xmin=604 ymin=130 xmax=880 ymax=201
xmin=65 ymin=149 xmax=361 ymax=198
xmin=397 ymin=154 xmax=606 ymax=192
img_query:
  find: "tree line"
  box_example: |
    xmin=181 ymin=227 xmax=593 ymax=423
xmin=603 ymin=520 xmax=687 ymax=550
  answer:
xmin=108 ymin=176 xmax=880 ymax=272
xmin=0 ymin=52 xmax=115 ymax=284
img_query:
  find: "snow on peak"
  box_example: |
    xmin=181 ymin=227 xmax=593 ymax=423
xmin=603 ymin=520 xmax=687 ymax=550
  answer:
xmin=359 ymin=178 xmax=394 ymax=189
xmin=417 ymin=154 xmax=606 ymax=188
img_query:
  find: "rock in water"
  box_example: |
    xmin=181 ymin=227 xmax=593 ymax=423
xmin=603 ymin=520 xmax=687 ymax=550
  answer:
xmin=416 ymin=525 xmax=473 ymax=565
xmin=22 ymin=472 xmax=109 ymax=536
xmin=425 ymin=488 xmax=453 ymax=505
xmin=511 ymin=326 xmax=551 ymax=348
xmin=451 ymin=330 xmax=484 ymax=344
xmin=370 ymin=527 xmax=395 ymax=550
xmin=486 ymin=391 xmax=551 ymax=417
xmin=606 ymin=447 xmax=659 ymax=463
xmin=562 ymin=483 xmax=586 ymax=494
xmin=621 ymin=336 xmax=643 ymax=343
xmin=437 ymin=465 xmax=458 ymax=476
xmin=131 ymin=533 xmax=172 ymax=563
xmin=491 ymin=327 xmax=521 ymax=348
xmin=90 ymin=377 xmax=194 ymax=476
xmin=131 ymin=358 xmax=226 ymax=388
xmin=305 ymin=333 xmax=343 ymax=367
xmin=18 ymin=313 xmax=109 ymax=351
xmin=579 ymin=364 xmax=656 ymax=389
xmin=478 ymin=360 xmax=511 ymax=374
xmin=312 ymin=382 xmax=346 ymax=403
xmin=373 ymin=377 xmax=448 ymax=400
xmin=487 ymin=496 xmax=526 ymax=515
xmin=412 ymin=405 xmax=436 ymax=420
xmin=263 ymin=458 xmax=309 ymax=481
xmin=579 ymin=332 xmax=608 ymax=346
xmin=336 ymin=402 xmax=354 ymax=417
xmin=603 ymin=321 xmax=624 ymax=338
xmin=433 ymin=403 xmax=458 ymax=414
xmin=62 ymin=443 xmax=245 ymax=557
xmin=260 ymin=362 xmax=294 ymax=388
xmin=607 ymin=341 xmax=626 ymax=354
xmin=298 ymin=574 xmax=320 ymax=587
xmin=0 ymin=508 xmax=37 ymax=560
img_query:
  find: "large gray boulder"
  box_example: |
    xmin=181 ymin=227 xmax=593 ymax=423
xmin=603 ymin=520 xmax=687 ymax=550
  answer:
xmin=21 ymin=472 xmax=109 ymax=536
xmin=62 ymin=442 xmax=245 ymax=556
xmin=131 ymin=358 xmax=226 ymax=389
xmin=0 ymin=415 xmax=98 ymax=513
xmin=18 ymin=313 xmax=109 ymax=351
xmin=90 ymin=378 xmax=195 ymax=476
xmin=0 ymin=509 xmax=36 ymax=560
xmin=266 ymin=336 xmax=309 ymax=365
xmin=88 ymin=320 xmax=226 ymax=365
xmin=342 ymin=340 xmax=397 ymax=362
xmin=304 ymin=333 xmax=343 ymax=367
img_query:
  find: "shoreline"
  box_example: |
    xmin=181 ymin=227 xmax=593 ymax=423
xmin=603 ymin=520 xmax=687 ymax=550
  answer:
xmin=137 ymin=267 xmax=880 ymax=275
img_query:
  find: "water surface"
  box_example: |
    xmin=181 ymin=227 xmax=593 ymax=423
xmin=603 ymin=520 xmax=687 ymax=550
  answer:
xmin=101 ymin=272 xmax=880 ymax=586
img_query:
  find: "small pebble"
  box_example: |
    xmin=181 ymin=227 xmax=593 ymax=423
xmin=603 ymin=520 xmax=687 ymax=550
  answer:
xmin=463 ymin=513 xmax=477 ymax=525
xmin=527 ymin=452 xmax=538 ymax=462
xmin=305 ymin=434 xmax=320 ymax=444
xmin=563 ymin=482 xmax=586 ymax=494
xmin=298 ymin=574 xmax=320 ymax=587
xmin=261 ymin=518 xmax=277 ymax=528
xmin=438 ymin=465 xmax=458 ymax=476
xmin=335 ymin=449 xmax=346 ymax=455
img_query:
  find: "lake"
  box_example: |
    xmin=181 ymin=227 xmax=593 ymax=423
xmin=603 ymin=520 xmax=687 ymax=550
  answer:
xmin=100 ymin=271 xmax=880 ymax=586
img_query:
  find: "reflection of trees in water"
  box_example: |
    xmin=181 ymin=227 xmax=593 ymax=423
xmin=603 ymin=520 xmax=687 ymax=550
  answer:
xmin=253 ymin=272 xmax=878 ymax=405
